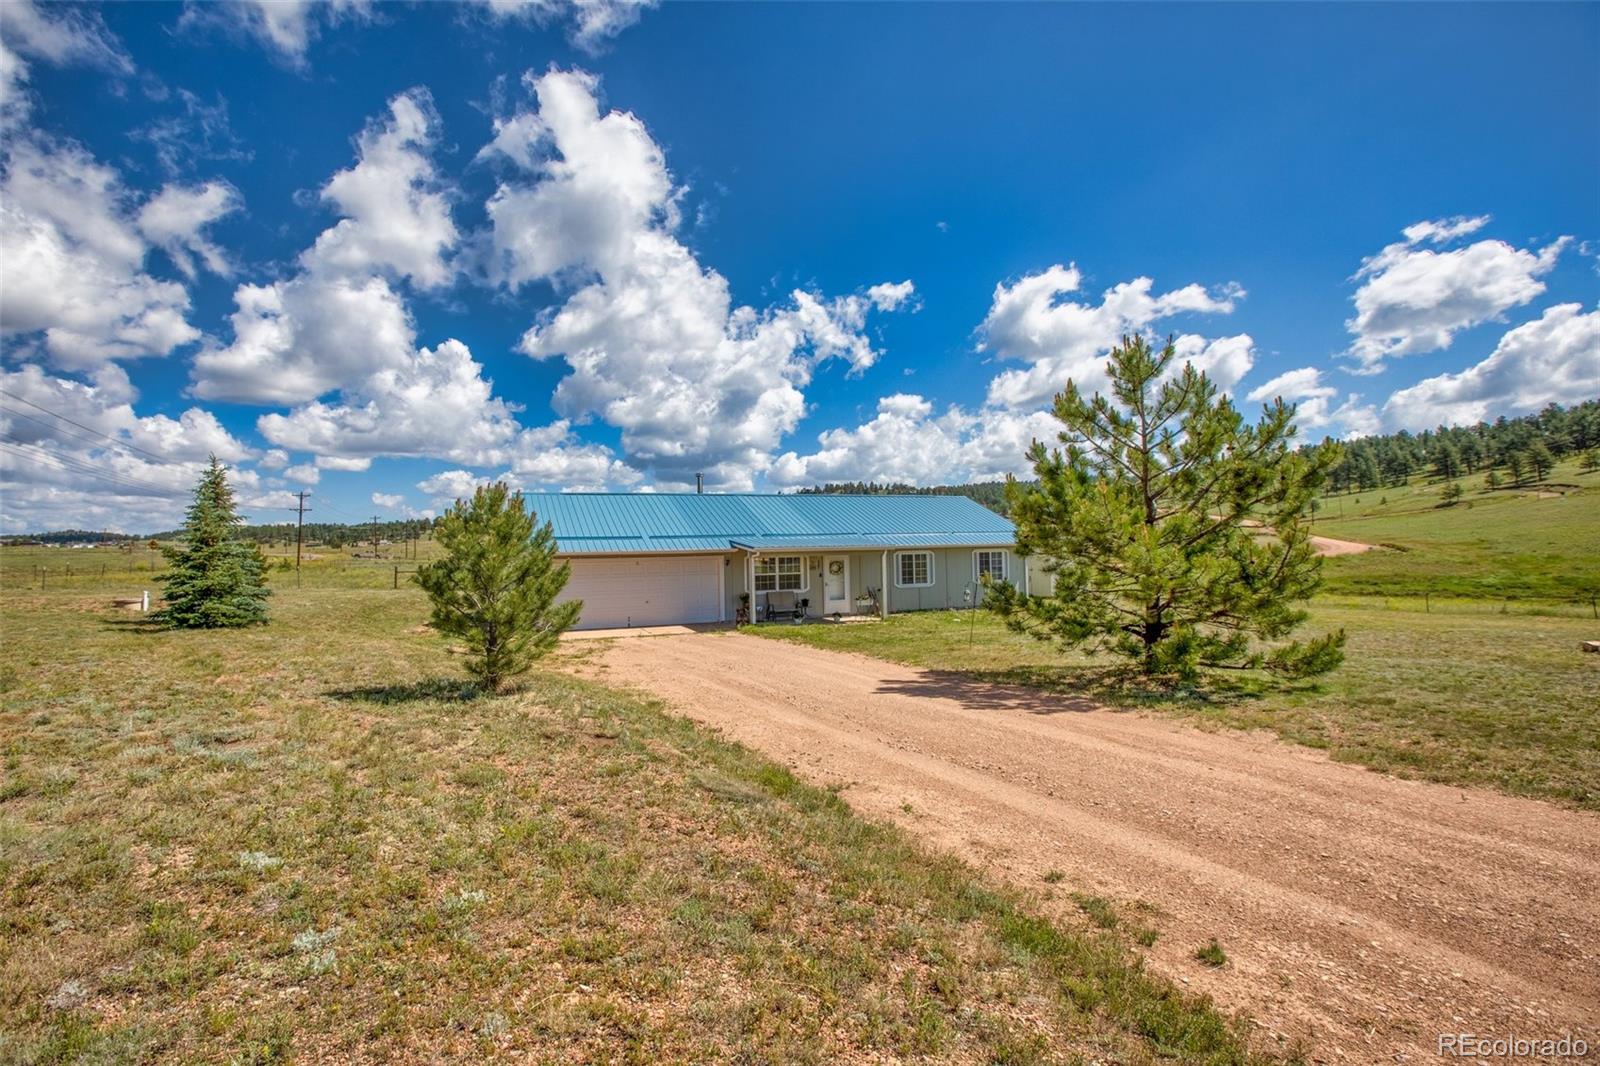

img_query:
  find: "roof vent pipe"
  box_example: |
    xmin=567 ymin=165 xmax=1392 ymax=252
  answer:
xmin=695 ymin=473 xmax=704 ymax=494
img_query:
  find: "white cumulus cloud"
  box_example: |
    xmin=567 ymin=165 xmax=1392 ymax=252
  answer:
xmin=191 ymin=87 xmax=521 ymax=478
xmin=1345 ymin=216 xmax=1569 ymax=372
xmin=191 ymin=90 xmax=460 ymax=404
xmin=1245 ymin=366 xmax=1377 ymax=436
xmin=0 ymin=0 xmax=131 ymax=127
xmin=178 ymin=0 xmax=373 ymax=70
xmin=0 ymin=364 xmax=256 ymax=532
xmin=769 ymin=394 xmax=1059 ymax=489
xmin=136 ymin=180 xmax=241 ymax=279
xmin=254 ymin=339 xmax=522 ymax=464
xmin=0 ymin=139 xmax=204 ymax=369
xmin=482 ymin=68 xmax=915 ymax=490
xmin=478 ymin=0 xmax=658 ymax=53
xmin=979 ymin=263 xmax=1244 ymax=409
xmin=1379 ymin=304 xmax=1600 ymax=430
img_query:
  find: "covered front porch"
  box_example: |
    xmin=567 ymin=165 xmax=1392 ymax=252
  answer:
xmin=728 ymin=542 xmax=1037 ymax=624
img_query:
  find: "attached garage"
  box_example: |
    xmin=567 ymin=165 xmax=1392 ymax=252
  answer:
xmin=561 ymin=555 xmax=724 ymax=630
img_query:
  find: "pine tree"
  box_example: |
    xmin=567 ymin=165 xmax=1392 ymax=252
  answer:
xmin=987 ymin=336 xmax=1345 ymax=682
xmin=1507 ymin=451 xmax=1529 ymax=485
xmin=1526 ymin=440 xmax=1555 ymax=481
xmin=415 ymin=483 xmax=580 ymax=692
xmin=153 ymin=456 xmax=271 ymax=628
xmin=1432 ymin=442 xmax=1462 ymax=481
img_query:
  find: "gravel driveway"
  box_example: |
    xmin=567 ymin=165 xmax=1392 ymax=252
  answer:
xmin=567 ymin=630 xmax=1600 ymax=1061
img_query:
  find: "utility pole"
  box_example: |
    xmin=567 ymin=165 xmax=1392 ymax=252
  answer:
xmin=293 ymin=491 xmax=312 ymax=588
xmin=370 ymin=515 xmax=381 ymax=559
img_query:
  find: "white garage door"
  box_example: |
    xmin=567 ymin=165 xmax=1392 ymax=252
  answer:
xmin=561 ymin=555 xmax=723 ymax=630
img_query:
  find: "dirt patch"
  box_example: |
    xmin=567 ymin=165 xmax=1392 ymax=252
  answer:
xmin=1242 ymin=518 xmax=1378 ymax=556
xmin=1308 ymin=534 xmax=1376 ymax=557
xmin=570 ymin=633 xmax=1600 ymax=1062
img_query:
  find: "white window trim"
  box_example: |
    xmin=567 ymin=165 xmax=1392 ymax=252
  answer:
xmin=973 ymin=548 xmax=1008 ymax=582
xmin=754 ymin=554 xmax=806 ymax=592
xmin=894 ymin=550 xmax=935 ymax=588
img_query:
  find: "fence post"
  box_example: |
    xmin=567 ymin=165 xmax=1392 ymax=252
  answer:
xmin=393 ymin=565 xmax=399 ymax=590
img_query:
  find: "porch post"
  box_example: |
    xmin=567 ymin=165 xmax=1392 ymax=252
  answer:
xmin=880 ymin=550 xmax=890 ymax=618
xmin=747 ymin=551 xmax=756 ymax=621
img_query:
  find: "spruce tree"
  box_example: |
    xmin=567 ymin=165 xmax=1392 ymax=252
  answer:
xmin=415 ymin=483 xmax=580 ymax=692
xmin=986 ymin=336 xmax=1345 ymax=681
xmin=153 ymin=456 xmax=271 ymax=628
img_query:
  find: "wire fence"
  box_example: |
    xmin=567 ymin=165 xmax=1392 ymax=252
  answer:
xmin=0 ymin=545 xmax=430 ymax=593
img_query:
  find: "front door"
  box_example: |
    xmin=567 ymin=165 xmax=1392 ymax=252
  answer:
xmin=822 ymin=555 xmax=850 ymax=615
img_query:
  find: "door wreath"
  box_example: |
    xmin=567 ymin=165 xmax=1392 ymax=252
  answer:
xmin=827 ymin=560 xmax=845 ymax=576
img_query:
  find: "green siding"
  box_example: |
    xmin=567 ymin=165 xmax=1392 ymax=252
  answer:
xmin=734 ymin=546 xmax=1020 ymax=621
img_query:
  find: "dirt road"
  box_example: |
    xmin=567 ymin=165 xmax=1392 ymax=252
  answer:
xmin=1309 ymin=534 xmax=1377 ymax=557
xmin=570 ymin=632 xmax=1600 ymax=1062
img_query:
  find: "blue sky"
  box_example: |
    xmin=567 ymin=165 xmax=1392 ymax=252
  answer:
xmin=1 ymin=0 xmax=1596 ymax=533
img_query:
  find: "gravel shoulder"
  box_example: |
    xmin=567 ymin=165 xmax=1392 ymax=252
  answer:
xmin=568 ymin=631 xmax=1600 ymax=1062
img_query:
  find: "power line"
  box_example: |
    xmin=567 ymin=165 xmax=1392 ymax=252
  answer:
xmin=0 ymin=439 xmax=192 ymax=500
xmin=0 ymin=436 xmax=300 ymax=515
xmin=0 ymin=389 xmax=172 ymax=463
xmin=0 ymin=403 xmax=164 ymax=460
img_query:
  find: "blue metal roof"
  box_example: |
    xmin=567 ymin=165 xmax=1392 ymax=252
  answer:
xmin=521 ymin=493 xmax=1015 ymax=555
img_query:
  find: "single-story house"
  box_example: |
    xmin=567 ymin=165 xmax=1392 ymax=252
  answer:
xmin=521 ymin=492 xmax=1049 ymax=630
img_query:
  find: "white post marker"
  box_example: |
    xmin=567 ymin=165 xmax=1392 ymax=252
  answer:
xmin=140 ymin=590 xmax=149 ymax=613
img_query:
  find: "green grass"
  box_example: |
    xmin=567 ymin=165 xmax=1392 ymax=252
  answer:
xmin=1312 ymin=459 xmax=1600 ymax=601
xmin=749 ymin=604 xmax=1600 ymax=809
xmin=0 ymin=584 xmax=1277 ymax=1064
xmin=1194 ymin=941 xmax=1227 ymax=969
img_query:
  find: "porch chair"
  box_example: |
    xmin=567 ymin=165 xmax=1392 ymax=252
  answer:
xmin=763 ymin=591 xmax=808 ymax=622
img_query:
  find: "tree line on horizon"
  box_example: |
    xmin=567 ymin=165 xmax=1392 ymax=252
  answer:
xmin=1319 ymin=399 xmax=1599 ymax=494
xmin=800 ymin=398 xmax=1600 ymax=513
xmin=2 ymin=518 xmax=439 ymax=548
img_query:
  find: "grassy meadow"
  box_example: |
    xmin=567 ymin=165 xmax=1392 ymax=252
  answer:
xmin=0 ymin=574 xmax=1279 ymax=1064
xmin=1311 ymin=458 xmax=1599 ymax=601
xmin=751 ymin=463 xmax=1600 ymax=809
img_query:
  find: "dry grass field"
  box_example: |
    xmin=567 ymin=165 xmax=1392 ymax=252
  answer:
xmin=0 ymin=578 xmax=1278 ymax=1065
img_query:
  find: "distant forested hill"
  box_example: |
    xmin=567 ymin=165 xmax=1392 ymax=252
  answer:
xmin=1319 ymin=399 xmax=1599 ymax=492
xmin=795 ymin=480 xmax=1027 ymax=515
xmin=796 ymin=400 xmax=1600 ymax=514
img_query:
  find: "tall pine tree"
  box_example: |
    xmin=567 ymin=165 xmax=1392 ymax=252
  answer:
xmin=986 ymin=336 xmax=1345 ymax=681
xmin=154 ymin=456 xmax=270 ymax=628
xmin=415 ymin=483 xmax=581 ymax=692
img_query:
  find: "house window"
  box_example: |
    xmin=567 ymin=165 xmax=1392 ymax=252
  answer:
xmin=896 ymin=551 xmax=934 ymax=588
xmin=754 ymin=555 xmax=804 ymax=592
xmin=974 ymin=549 xmax=1007 ymax=582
